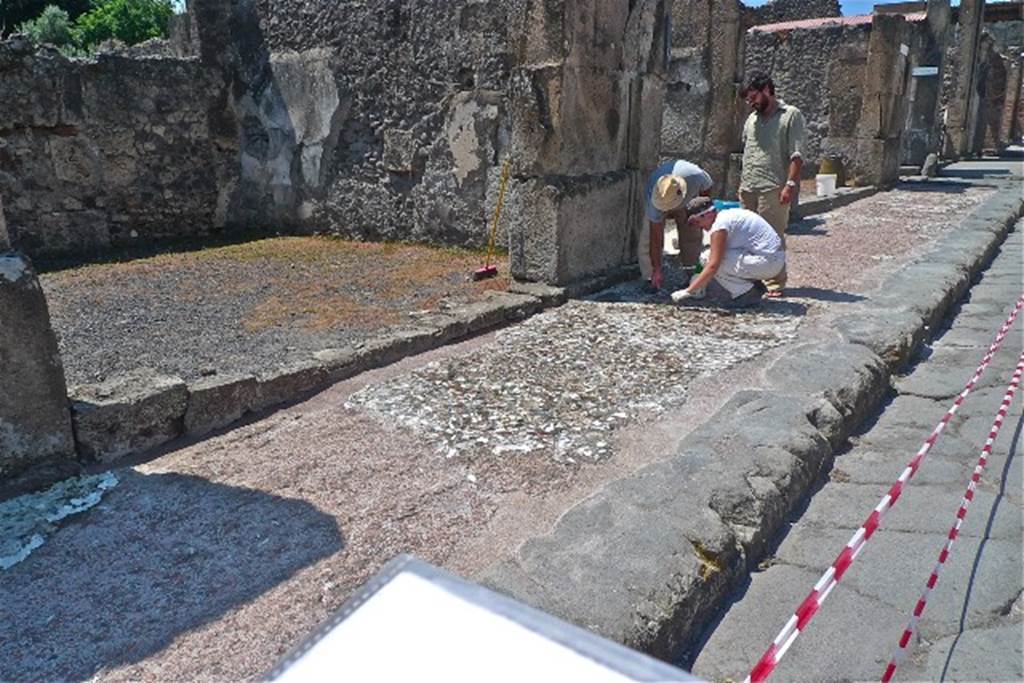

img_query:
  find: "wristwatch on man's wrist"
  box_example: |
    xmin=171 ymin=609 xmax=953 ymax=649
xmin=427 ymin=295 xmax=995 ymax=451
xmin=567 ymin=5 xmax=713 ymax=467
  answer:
xmin=785 ymin=179 xmax=797 ymax=188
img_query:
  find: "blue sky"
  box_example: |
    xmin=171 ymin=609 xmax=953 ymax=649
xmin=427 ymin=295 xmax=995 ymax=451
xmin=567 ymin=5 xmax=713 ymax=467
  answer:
xmin=743 ymin=0 xmax=959 ymax=16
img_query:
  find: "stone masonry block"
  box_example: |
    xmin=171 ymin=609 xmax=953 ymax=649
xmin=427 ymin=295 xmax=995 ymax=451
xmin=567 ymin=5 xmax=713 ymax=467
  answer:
xmin=509 ymin=171 xmax=636 ymax=284
xmin=252 ymin=360 xmax=330 ymax=413
xmin=71 ymin=370 xmax=188 ymax=462
xmin=835 ymin=306 xmax=928 ymax=371
xmin=516 ymin=0 xmax=628 ymax=71
xmin=0 ymin=251 xmax=76 ymax=486
xmin=508 ymin=66 xmax=631 ymax=177
xmin=184 ymin=373 xmax=259 ymax=437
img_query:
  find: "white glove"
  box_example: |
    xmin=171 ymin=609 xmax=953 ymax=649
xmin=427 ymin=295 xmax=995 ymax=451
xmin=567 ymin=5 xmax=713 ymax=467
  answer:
xmin=671 ymin=287 xmax=705 ymax=303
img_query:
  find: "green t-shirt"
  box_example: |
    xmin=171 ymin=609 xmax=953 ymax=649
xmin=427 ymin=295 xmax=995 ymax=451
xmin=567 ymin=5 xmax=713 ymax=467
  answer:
xmin=740 ymin=101 xmax=807 ymax=191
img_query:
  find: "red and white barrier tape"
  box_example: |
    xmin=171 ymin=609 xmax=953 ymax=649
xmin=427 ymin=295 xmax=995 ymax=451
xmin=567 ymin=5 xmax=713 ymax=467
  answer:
xmin=881 ymin=350 xmax=1024 ymax=682
xmin=745 ymin=293 xmax=1024 ymax=683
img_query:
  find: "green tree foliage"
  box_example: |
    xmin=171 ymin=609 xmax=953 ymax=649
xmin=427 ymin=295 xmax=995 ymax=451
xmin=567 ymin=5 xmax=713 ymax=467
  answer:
xmin=1 ymin=0 xmax=90 ymax=36
xmin=16 ymin=3 xmax=72 ymax=45
xmin=72 ymin=0 xmax=173 ymax=48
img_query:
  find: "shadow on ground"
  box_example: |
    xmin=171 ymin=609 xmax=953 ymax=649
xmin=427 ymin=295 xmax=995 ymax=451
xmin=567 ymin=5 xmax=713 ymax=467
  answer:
xmin=789 ymin=216 xmax=828 ymax=236
xmin=785 ymin=287 xmax=866 ymax=303
xmin=0 ymin=471 xmax=342 ymax=682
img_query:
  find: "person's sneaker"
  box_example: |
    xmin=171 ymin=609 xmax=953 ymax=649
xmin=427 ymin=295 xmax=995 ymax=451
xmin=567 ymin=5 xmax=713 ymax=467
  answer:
xmin=723 ymin=285 xmax=764 ymax=309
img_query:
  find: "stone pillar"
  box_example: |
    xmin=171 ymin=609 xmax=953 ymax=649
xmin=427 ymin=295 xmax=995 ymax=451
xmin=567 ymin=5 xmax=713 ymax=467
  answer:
xmin=660 ymin=0 xmax=745 ymax=198
xmin=998 ymin=57 xmax=1022 ymax=149
xmin=943 ymin=0 xmax=985 ymax=158
xmin=0 ymin=195 xmax=78 ymax=496
xmin=507 ymin=0 xmax=669 ymax=285
xmin=856 ymin=14 xmax=912 ymax=187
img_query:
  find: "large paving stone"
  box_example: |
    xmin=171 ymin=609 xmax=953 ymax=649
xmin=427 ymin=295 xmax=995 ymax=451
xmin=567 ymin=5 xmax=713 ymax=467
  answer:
xmin=483 ymin=459 xmax=740 ymax=660
xmin=771 ymin=526 xmax=1022 ymax=635
xmin=895 ymin=345 xmax=1022 ymax=399
xmin=834 ymin=306 xmax=928 ymax=370
xmin=899 ymin=621 xmax=1024 ymax=683
xmin=792 ymin=482 xmax=1021 ymax=540
xmin=70 ymin=370 xmax=188 ymax=462
xmin=0 ymin=252 xmax=77 ymax=490
xmin=832 ymin=445 xmax=977 ymax=486
xmin=873 ymin=261 xmax=971 ymax=330
xmin=692 ymin=563 xmax=906 ymax=683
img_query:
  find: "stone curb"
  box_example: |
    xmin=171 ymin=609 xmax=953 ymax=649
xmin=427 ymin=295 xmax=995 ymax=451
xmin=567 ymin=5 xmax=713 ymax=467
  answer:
xmin=481 ymin=185 xmax=1023 ymax=661
xmin=66 ymin=290 xmax=559 ymax=456
xmin=794 ymin=186 xmax=879 ymax=220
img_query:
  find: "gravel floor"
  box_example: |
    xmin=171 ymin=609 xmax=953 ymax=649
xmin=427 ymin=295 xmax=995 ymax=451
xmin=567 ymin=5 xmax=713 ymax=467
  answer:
xmin=39 ymin=237 xmax=507 ymax=386
xmin=348 ymin=300 xmax=803 ymax=464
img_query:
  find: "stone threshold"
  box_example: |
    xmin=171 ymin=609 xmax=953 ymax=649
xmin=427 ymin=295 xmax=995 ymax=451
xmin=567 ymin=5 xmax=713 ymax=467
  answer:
xmin=479 ymin=185 xmax=1023 ymax=663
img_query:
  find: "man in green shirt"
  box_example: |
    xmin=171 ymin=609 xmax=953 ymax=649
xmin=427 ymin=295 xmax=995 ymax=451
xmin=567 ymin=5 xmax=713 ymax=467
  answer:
xmin=739 ymin=72 xmax=807 ymax=297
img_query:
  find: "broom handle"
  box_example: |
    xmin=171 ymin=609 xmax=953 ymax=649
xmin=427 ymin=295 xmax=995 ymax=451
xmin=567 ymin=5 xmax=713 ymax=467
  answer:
xmin=485 ymin=159 xmax=512 ymax=268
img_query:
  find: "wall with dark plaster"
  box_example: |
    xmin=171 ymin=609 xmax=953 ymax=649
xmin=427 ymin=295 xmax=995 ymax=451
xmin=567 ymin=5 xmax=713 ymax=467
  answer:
xmin=209 ymin=0 xmax=669 ymax=283
xmin=0 ymin=38 xmax=235 ymax=258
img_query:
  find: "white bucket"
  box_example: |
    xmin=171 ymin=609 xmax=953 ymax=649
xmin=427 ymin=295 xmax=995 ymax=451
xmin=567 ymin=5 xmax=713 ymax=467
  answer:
xmin=816 ymin=173 xmax=837 ymax=197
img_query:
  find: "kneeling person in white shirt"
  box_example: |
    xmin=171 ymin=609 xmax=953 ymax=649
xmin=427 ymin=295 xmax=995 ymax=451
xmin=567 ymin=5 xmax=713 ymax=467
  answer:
xmin=671 ymin=196 xmax=786 ymax=309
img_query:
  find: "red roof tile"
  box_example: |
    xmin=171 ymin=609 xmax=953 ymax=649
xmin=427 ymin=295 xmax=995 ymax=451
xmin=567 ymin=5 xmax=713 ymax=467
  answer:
xmin=749 ymin=11 xmax=927 ymax=33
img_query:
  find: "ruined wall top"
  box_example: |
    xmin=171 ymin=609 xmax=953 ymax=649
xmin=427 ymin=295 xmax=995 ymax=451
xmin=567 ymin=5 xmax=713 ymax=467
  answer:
xmin=745 ymin=0 xmax=841 ymax=27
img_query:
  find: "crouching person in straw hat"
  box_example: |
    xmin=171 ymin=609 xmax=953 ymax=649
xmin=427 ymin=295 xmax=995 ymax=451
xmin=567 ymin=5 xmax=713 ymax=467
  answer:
xmin=671 ymin=196 xmax=785 ymax=309
xmin=641 ymin=159 xmax=714 ymax=292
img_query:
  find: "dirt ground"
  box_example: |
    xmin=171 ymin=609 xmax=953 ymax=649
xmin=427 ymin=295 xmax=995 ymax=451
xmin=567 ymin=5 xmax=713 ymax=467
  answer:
xmin=0 ymin=180 xmax=999 ymax=681
xmin=40 ymin=237 xmax=508 ymax=385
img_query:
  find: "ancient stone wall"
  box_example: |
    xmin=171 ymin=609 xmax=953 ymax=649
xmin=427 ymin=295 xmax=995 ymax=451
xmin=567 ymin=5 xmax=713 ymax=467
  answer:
xmin=744 ymin=15 xmax=919 ymax=186
xmin=661 ymin=0 xmax=841 ymax=198
xmin=209 ymin=0 xmax=668 ymax=283
xmin=746 ymin=0 xmax=840 ymax=26
xmin=744 ymin=22 xmax=872 ymax=178
xmin=943 ymin=0 xmax=985 ymax=158
xmin=206 ymin=0 xmax=515 ymax=247
xmin=0 ymin=38 xmax=235 ymax=258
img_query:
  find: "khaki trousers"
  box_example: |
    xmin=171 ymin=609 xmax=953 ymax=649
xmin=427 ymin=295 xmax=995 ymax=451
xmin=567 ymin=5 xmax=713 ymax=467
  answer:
xmin=739 ymin=187 xmax=789 ymax=291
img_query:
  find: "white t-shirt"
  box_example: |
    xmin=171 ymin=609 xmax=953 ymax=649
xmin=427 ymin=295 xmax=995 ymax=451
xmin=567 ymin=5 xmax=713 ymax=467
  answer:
xmin=709 ymin=208 xmax=782 ymax=254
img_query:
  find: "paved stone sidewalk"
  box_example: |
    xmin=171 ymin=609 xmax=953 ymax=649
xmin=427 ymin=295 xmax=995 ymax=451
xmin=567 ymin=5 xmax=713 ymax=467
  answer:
xmin=692 ymin=226 xmax=1023 ymax=682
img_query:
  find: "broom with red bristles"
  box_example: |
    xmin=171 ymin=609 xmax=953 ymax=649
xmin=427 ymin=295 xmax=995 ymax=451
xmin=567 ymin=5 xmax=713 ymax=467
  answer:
xmin=473 ymin=159 xmax=512 ymax=281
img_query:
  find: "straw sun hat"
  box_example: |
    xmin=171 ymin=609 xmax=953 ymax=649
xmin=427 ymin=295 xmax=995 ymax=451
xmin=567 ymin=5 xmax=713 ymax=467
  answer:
xmin=652 ymin=174 xmax=688 ymax=213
